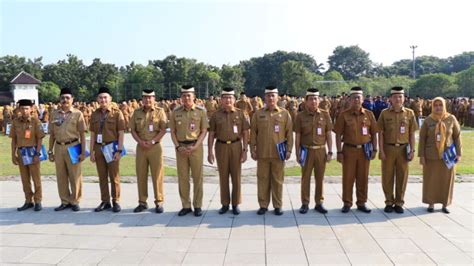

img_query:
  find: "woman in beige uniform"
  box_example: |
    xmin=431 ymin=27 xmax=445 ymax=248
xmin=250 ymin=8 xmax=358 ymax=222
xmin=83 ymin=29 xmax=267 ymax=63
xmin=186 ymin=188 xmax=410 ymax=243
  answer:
xmin=418 ymin=97 xmax=462 ymax=214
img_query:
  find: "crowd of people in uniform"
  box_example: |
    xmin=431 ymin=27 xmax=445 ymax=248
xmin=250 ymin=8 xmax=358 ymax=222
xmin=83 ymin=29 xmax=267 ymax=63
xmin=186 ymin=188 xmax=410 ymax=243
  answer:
xmin=3 ymin=84 xmax=466 ymax=216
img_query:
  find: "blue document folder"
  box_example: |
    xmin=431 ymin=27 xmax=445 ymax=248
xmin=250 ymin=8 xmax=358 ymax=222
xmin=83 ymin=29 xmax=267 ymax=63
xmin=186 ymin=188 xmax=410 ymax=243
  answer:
xmin=101 ymin=141 xmax=126 ymax=163
xmin=299 ymin=146 xmax=308 ymax=167
xmin=20 ymin=145 xmax=48 ymax=165
xmin=67 ymin=143 xmax=90 ymax=165
xmin=442 ymin=143 xmax=458 ymax=169
xmin=363 ymin=142 xmax=373 ymax=160
xmin=276 ymin=141 xmax=288 ymax=161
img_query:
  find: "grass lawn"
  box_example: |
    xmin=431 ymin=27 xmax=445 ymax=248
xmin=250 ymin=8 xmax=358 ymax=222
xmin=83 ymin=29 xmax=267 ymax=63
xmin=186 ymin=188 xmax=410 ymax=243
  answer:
xmin=285 ymin=131 xmax=474 ymax=176
xmin=0 ymin=135 xmax=177 ymax=177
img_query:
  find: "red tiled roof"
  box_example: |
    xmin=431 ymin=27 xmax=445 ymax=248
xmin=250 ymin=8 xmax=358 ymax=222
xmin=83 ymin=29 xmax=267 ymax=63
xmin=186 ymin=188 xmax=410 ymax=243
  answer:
xmin=10 ymin=71 xmax=41 ymax=85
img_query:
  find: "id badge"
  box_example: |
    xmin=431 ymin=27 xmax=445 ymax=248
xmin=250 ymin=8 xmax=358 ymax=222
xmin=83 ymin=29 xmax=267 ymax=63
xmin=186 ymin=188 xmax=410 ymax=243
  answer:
xmin=436 ymin=133 xmax=441 ymax=142
xmin=190 ymin=122 xmax=196 ymax=131
xmin=233 ymin=125 xmax=238 ymax=134
xmin=274 ymin=124 xmax=280 ymax=133
xmin=24 ymin=129 xmax=31 ymax=139
xmin=400 ymin=126 xmax=406 ymax=134
xmin=97 ymin=134 xmax=103 ymax=143
xmin=362 ymin=126 xmax=368 ymax=136
xmin=148 ymin=124 xmax=154 ymax=132
xmin=317 ymin=127 xmax=322 ymax=135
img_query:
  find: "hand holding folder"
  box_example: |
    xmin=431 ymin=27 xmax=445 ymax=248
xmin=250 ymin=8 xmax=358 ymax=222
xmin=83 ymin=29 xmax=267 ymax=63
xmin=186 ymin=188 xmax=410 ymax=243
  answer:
xmin=20 ymin=145 xmax=48 ymax=165
xmin=67 ymin=143 xmax=90 ymax=165
xmin=101 ymin=141 xmax=126 ymax=163
xmin=442 ymin=143 xmax=458 ymax=169
xmin=276 ymin=141 xmax=288 ymax=161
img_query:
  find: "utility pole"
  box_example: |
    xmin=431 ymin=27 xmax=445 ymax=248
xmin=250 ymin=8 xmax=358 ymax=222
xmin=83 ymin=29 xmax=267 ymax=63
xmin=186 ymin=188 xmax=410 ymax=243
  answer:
xmin=410 ymin=45 xmax=418 ymax=79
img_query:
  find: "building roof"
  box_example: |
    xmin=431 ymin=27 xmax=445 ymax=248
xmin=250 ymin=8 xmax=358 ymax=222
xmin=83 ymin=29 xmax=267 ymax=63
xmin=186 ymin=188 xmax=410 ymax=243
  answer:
xmin=10 ymin=71 xmax=41 ymax=85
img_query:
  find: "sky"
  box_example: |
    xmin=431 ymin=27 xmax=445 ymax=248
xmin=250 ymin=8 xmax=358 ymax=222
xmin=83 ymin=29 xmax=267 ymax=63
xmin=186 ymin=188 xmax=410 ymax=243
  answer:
xmin=1 ymin=0 xmax=473 ymax=68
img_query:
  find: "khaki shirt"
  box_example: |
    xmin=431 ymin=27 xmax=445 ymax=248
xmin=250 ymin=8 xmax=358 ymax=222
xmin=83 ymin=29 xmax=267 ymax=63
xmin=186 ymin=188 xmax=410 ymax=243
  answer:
xmin=90 ymin=106 xmax=126 ymax=143
xmin=10 ymin=116 xmax=45 ymax=147
xmin=410 ymin=100 xmax=423 ymax=116
xmin=319 ymin=100 xmax=332 ymax=112
xmin=294 ymin=109 xmax=333 ymax=146
xmin=49 ymin=108 xmax=86 ymax=143
xmin=333 ymin=108 xmax=378 ymax=145
xmin=377 ymin=107 xmax=418 ymax=144
xmin=205 ymin=100 xmax=219 ymax=113
xmin=169 ymin=105 xmax=209 ymax=142
xmin=418 ymin=115 xmax=462 ymax=160
xmin=129 ymin=106 xmax=168 ymax=141
xmin=250 ymin=106 xmax=294 ymax=159
xmin=209 ymin=107 xmax=250 ymax=141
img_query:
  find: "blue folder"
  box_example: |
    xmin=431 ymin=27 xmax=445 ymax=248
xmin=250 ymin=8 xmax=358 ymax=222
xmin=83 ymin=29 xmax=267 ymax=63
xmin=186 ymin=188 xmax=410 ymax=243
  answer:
xmin=299 ymin=146 xmax=308 ymax=167
xmin=363 ymin=142 xmax=373 ymax=160
xmin=67 ymin=143 xmax=90 ymax=165
xmin=276 ymin=141 xmax=288 ymax=161
xmin=20 ymin=145 xmax=48 ymax=165
xmin=101 ymin=141 xmax=126 ymax=163
xmin=442 ymin=143 xmax=458 ymax=169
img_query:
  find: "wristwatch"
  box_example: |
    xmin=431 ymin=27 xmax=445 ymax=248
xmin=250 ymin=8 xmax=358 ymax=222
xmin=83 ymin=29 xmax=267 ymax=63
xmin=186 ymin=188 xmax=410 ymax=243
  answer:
xmin=327 ymin=151 xmax=333 ymax=155
xmin=48 ymin=150 xmax=53 ymax=155
xmin=151 ymin=140 xmax=156 ymax=145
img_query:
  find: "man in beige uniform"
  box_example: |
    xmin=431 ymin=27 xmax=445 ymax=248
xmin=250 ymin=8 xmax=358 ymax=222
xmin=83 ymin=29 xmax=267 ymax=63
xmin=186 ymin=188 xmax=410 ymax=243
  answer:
xmin=205 ymin=95 xmax=219 ymax=119
xmin=294 ymin=89 xmax=333 ymax=214
xmin=90 ymin=87 xmax=126 ymax=213
xmin=235 ymin=92 xmax=253 ymax=117
xmin=208 ymin=87 xmax=250 ymax=215
xmin=48 ymin=88 xmax=86 ymax=212
xmin=250 ymin=86 xmax=293 ymax=216
xmin=130 ymin=89 xmax=168 ymax=213
xmin=334 ymin=87 xmax=378 ymax=213
xmin=170 ymin=85 xmax=209 ymax=217
xmin=378 ymin=87 xmax=417 ymax=214
xmin=10 ymin=99 xmax=45 ymax=211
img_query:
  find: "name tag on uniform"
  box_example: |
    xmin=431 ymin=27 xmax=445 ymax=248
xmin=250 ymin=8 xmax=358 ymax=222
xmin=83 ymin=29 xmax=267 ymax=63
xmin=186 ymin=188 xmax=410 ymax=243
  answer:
xmin=400 ymin=126 xmax=406 ymax=134
xmin=362 ymin=126 xmax=368 ymax=136
xmin=317 ymin=127 xmax=322 ymax=135
xmin=436 ymin=133 xmax=441 ymax=142
xmin=97 ymin=134 xmax=103 ymax=143
xmin=233 ymin=125 xmax=238 ymax=133
xmin=274 ymin=124 xmax=280 ymax=133
xmin=24 ymin=129 xmax=31 ymax=139
xmin=148 ymin=124 xmax=154 ymax=132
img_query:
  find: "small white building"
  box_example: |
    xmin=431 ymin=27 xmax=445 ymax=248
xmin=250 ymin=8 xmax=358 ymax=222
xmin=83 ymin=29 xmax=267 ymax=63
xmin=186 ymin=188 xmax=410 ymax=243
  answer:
xmin=10 ymin=71 xmax=40 ymax=105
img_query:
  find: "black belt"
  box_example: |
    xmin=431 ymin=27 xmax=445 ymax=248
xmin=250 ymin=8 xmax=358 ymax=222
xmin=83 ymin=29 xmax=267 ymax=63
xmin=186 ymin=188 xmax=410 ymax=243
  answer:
xmin=56 ymin=139 xmax=78 ymax=145
xmin=217 ymin=139 xmax=240 ymax=144
xmin=95 ymin=141 xmax=115 ymax=146
xmin=386 ymin=143 xmax=408 ymax=147
xmin=179 ymin=140 xmax=197 ymax=145
xmin=344 ymin=143 xmax=364 ymax=149
xmin=18 ymin=146 xmax=35 ymax=149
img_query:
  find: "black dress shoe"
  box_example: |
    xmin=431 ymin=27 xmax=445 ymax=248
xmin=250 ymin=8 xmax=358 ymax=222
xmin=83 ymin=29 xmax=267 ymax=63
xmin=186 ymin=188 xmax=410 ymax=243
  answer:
xmin=112 ymin=202 xmax=121 ymax=213
xmin=194 ymin=208 xmax=203 ymax=217
xmin=427 ymin=207 xmax=434 ymax=213
xmin=17 ymin=202 xmax=34 ymax=211
xmin=441 ymin=207 xmax=450 ymax=214
xmin=71 ymin=204 xmax=80 ymax=212
xmin=134 ymin=204 xmax=148 ymax=213
xmin=218 ymin=205 xmax=229 ymax=214
xmin=155 ymin=204 xmax=164 ymax=214
xmin=95 ymin=202 xmax=112 ymax=212
xmin=315 ymin=204 xmax=328 ymax=214
xmin=257 ymin=207 xmax=267 ymax=215
xmin=394 ymin=205 xmax=404 ymax=214
xmin=232 ymin=205 xmax=240 ymax=215
xmin=341 ymin=205 xmax=351 ymax=213
xmin=384 ymin=205 xmax=394 ymax=213
xmin=34 ymin=203 xmax=42 ymax=212
xmin=274 ymin=208 xmax=283 ymax=216
xmin=54 ymin=203 xmax=71 ymax=211
xmin=357 ymin=205 xmax=371 ymax=213
xmin=178 ymin=208 xmax=193 ymax=216
xmin=299 ymin=204 xmax=309 ymax=214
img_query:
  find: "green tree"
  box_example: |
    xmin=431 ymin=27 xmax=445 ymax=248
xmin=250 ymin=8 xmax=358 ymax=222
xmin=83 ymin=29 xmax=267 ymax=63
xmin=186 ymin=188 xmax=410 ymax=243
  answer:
xmin=220 ymin=64 xmax=245 ymax=93
xmin=281 ymin=60 xmax=322 ymax=96
xmin=455 ymin=65 xmax=474 ymax=96
xmin=327 ymin=45 xmax=372 ymax=80
xmin=37 ymin=81 xmax=60 ymax=103
xmin=42 ymin=54 xmax=86 ymax=94
xmin=0 ymin=55 xmax=43 ymax=90
xmin=411 ymin=73 xmax=458 ymax=98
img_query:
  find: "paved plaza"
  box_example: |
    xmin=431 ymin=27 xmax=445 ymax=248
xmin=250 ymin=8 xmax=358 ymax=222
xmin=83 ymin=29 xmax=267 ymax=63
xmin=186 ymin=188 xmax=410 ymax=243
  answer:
xmin=0 ymin=180 xmax=473 ymax=265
